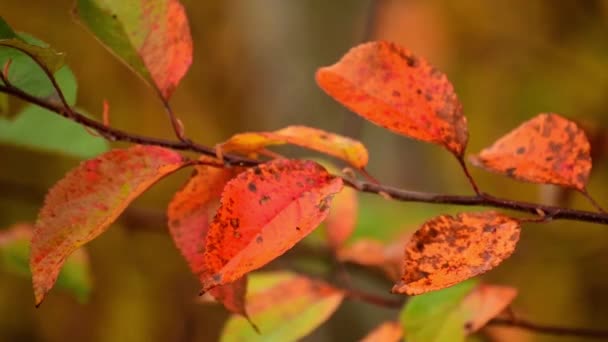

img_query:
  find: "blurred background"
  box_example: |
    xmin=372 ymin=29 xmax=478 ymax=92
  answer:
xmin=2 ymin=0 xmax=608 ymax=341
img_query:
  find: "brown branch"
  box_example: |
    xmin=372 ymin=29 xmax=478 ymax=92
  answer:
xmin=489 ymin=317 xmax=608 ymax=339
xmin=3 ymin=81 xmax=608 ymax=225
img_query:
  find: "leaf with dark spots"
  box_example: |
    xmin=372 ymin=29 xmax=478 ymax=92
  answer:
xmin=31 ymin=146 xmax=185 ymax=305
xmin=166 ymin=157 xmax=252 ymax=317
xmin=75 ymin=0 xmax=192 ymax=100
xmin=200 ymin=159 xmax=343 ymax=292
xmin=470 ymin=113 xmax=592 ymax=190
xmin=392 ymin=211 xmax=520 ymax=295
xmin=316 ymin=41 xmax=468 ymax=156
xmin=219 ymin=125 xmax=369 ymax=168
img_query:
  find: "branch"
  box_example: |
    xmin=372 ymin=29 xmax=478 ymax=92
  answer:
xmin=3 ymin=82 xmax=608 ymax=226
xmin=488 ymin=317 xmax=608 ymax=339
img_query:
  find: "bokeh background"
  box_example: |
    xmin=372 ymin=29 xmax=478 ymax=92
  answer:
xmin=2 ymin=1 xmax=608 ymax=341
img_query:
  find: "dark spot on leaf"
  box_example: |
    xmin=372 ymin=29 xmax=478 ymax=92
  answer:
xmin=506 ymin=168 xmax=516 ymax=176
xmin=416 ymin=242 xmax=425 ymax=252
xmin=464 ymin=322 xmax=473 ymax=332
xmin=416 ymin=88 xmax=422 ymax=95
xmin=230 ymin=218 xmax=239 ymax=228
xmin=248 ymin=182 xmax=257 ymax=192
xmin=295 ymin=226 xmax=301 ymax=231
xmin=212 ymin=274 xmax=221 ymax=282
xmin=392 ymin=90 xmax=401 ymax=97
xmin=516 ymin=147 xmax=526 ymax=154
xmin=319 ymin=133 xmax=329 ymax=140
xmin=479 ymin=251 xmax=491 ymax=261
xmin=256 ymin=236 xmax=263 ymax=244
xmin=254 ymin=167 xmax=262 ymax=175
xmin=259 ymin=195 xmax=271 ymax=205
xmin=483 ymin=225 xmax=496 ymax=233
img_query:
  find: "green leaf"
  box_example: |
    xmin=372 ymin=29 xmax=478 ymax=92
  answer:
xmin=75 ymin=0 xmax=192 ymax=100
xmin=0 ymin=224 xmax=92 ymax=303
xmin=0 ymin=26 xmax=66 ymax=99
xmin=0 ymin=66 xmax=109 ymax=158
xmin=400 ymin=280 xmax=477 ymax=342
xmin=220 ymin=272 xmax=344 ymax=342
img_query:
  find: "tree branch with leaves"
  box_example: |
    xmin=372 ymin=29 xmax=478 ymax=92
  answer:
xmin=1 ymin=1 xmax=608 ymax=341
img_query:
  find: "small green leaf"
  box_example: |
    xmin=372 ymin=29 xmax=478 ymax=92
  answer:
xmin=0 ymin=27 xmax=66 ymax=99
xmin=221 ymin=272 xmax=344 ymax=342
xmin=0 ymin=224 xmax=93 ymax=303
xmin=0 ymin=66 xmax=109 ymax=158
xmin=400 ymin=280 xmax=477 ymax=342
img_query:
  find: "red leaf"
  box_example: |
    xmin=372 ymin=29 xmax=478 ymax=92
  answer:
xmin=200 ymin=159 xmax=343 ymax=292
xmin=316 ymin=41 xmax=468 ymax=156
xmin=470 ymin=113 xmax=592 ymax=190
xmin=31 ymin=145 xmax=185 ymax=305
xmin=393 ymin=211 xmax=520 ymax=295
xmin=167 ymin=159 xmax=249 ymax=316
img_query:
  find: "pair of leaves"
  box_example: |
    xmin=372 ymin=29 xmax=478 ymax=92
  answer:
xmin=401 ymin=280 xmax=517 ymax=342
xmin=317 ymin=40 xmax=595 ymax=192
xmin=168 ymin=158 xmax=342 ymax=295
xmin=30 ymin=145 xmax=186 ymax=305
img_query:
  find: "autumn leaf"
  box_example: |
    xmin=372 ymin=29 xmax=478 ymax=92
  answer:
xmin=316 ymin=41 xmax=468 ymax=156
xmin=167 ymin=158 xmax=249 ymax=317
xmin=220 ymin=271 xmax=344 ymax=341
xmin=393 ymin=211 xmax=520 ymax=295
xmin=219 ymin=125 xmax=369 ymax=169
xmin=361 ymin=321 xmax=403 ymax=342
xmin=31 ymin=145 xmax=186 ymax=306
xmin=200 ymin=159 xmax=343 ymax=292
xmin=470 ymin=113 xmax=591 ymax=190
xmin=0 ymin=223 xmax=92 ymax=303
xmin=461 ymin=284 xmax=518 ymax=333
xmin=75 ymin=0 xmax=192 ymax=100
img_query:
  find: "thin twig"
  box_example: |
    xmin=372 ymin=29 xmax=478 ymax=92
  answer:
xmin=580 ymin=188 xmax=607 ymax=214
xmin=489 ymin=317 xmax=608 ymax=339
xmin=456 ymin=155 xmax=481 ymax=195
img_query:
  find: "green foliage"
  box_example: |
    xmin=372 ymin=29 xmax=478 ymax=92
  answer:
xmin=0 ymin=66 xmax=109 ymax=158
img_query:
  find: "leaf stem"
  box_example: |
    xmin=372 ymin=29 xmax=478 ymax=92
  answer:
xmin=580 ymin=188 xmax=607 ymax=214
xmin=456 ymin=155 xmax=481 ymax=195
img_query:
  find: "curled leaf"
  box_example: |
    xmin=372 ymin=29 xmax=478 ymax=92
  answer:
xmin=470 ymin=113 xmax=591 ymax=190
xmin=316 ymin=41 xmax=467 ymax=156
xmin=201 ymin=159 xmax=343 ymax=292
xmin=75 ymin=0 xmax=193 ymax=100
xmin=220 ymin=272 xmax=344 ymax=341
xmin=168 ymin=158 xmax=249 ymax=317
xmin=31 ymin=145 xmax=185 ymax=305
xmin=393 ymin=211 xmax=520 ymax=295
xmin=220 ymin=125 xmax=369 ymax=168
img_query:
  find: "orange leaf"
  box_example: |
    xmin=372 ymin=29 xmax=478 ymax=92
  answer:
xmin=470 ymin=113 xmax=591 ymax=190
xmin=361 ymin=321 xmax=403 ymax=342
xmin=167 ymin=159 xmax=249 ymax=316
xmin=201 ymin=159 xmax=343 ymax=292
xmin=316 ymin=41 xmax=468 ymax=156
xmin=392 ymin=211 xmax=520 ymax=295
xmin=462 ymin=284 xmax=518 ymax=333
xmin=31 ymin=145 xmax=185 ymax=306
xmin=219 ymin=125 xmax=369 ymax=168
